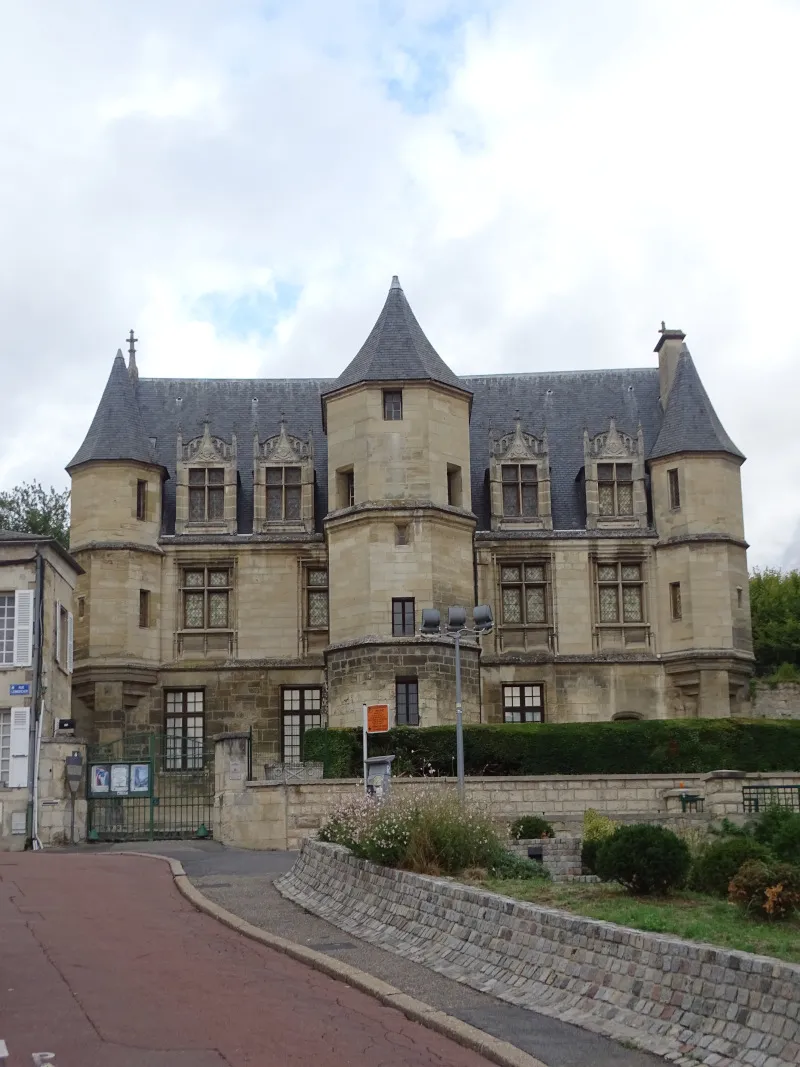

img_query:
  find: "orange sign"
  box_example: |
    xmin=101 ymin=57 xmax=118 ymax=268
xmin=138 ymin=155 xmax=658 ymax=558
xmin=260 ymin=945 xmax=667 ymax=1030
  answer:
xmin=367 ymin=704 xmax=390 ymax=733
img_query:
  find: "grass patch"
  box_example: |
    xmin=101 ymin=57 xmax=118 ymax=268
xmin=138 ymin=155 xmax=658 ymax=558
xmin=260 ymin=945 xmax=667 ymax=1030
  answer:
xmin=473 ymin=877 xmax=800 ymax=964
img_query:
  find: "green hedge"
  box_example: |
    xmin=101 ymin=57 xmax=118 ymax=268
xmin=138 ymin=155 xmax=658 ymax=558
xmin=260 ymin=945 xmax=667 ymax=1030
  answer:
xmin=302 ymin=719 xmax=800 ymax=779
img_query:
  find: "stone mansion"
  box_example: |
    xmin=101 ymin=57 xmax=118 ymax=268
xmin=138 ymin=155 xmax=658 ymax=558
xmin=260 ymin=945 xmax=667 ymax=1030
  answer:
xmin=67 ymin=277 xmax=753 ymax=763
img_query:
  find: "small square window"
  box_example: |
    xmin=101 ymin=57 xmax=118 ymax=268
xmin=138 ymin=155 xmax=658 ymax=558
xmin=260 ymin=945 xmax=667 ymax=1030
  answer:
xmin=396 ymin=678 xmax=419 ymax=725
xmin=392 ymin=598 xmax=415 ymax=636
xmin=383 ymin=390 xmax=403 ymax=420
xmin=395 ymin=524 xmax=409 ymax=546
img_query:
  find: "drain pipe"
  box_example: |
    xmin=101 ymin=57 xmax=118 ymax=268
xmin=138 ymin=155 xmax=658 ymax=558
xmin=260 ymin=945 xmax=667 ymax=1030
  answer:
xmin=27 ymin=548 xmax=45 ymax=850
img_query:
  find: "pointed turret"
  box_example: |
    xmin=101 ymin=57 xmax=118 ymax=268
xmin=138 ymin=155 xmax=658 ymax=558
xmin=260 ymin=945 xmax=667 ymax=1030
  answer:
xmin=322 ymin=276 xmax=467 ymax=399
xmin=649 ymin=347 xmax=744 ymax=461
xmin=67 ymin=350 xmax=157 ymax=470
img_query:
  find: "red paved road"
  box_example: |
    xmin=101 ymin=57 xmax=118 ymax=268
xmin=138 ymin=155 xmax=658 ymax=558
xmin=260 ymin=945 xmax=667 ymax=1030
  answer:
xmin=0 ymin=854 xmax=494 ymax=1067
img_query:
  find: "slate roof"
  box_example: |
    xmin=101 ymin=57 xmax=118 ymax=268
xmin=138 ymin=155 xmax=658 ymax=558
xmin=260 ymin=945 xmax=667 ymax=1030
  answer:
xmin=322 ymin=277 xmax=467 ymax=398
xmin=464 ymin=368 xmax=663 ymax=530
xmin=67 ymin=351 xmax=159 ymax=471
xmin=649 ymin=347 xmax=744 ymax=461
xmin=135 ymin=377 xmax=332 ymax=534
xmin=70 ymin=288 xmax=743 ymax=533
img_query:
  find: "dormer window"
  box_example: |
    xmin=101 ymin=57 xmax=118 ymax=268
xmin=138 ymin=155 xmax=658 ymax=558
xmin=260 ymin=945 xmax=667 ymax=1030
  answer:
xmin=253 ymin=422 xmax=314 ymax=533
xmin=189 ymin=468 xmax=225 ymax=521
xmin=597 ymin=463 xmax=633 ymax=517
xmin=175 ymin=423 xmax=237 ymax=535
xmin=583 ymin=420 xmax=646 ymax=530
xmin=501 ymin=464 xmax=538 ymax=517
xmin=489 ymin=421 xmax=552 ymax=531
xmin=266 ymin=466 xmax=302 ymax=520
xmin=383 ymin=390 xmax=403 ymax=420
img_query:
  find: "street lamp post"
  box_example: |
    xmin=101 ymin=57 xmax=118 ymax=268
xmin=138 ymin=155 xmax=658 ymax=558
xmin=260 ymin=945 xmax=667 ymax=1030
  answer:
xmin=420 ymin=604 xmax=494 ymax=802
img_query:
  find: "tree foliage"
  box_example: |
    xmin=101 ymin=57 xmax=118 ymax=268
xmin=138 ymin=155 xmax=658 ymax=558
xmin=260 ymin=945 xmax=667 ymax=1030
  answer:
xmin=0 ymin=481 xmax=70 ymax=549
xmin=750 ymin=569 xmax=800 ymax=677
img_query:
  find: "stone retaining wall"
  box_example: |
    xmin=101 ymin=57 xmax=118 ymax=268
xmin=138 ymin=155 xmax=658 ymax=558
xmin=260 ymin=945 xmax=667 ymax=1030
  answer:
xmin=277 ymin=840 xmax=800 ymax=1067
xmin=749 ymin=682 xmax=800 ymax=721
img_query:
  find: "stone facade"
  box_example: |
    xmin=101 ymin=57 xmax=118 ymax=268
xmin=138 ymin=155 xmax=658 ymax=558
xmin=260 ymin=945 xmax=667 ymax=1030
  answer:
xmin=0 ymin=533 xmax=83 ymax=848
xmin=277 ymin=841 xmax=800 ymax=1067
xmin=67 ymin=284 xmax=754 ymax=757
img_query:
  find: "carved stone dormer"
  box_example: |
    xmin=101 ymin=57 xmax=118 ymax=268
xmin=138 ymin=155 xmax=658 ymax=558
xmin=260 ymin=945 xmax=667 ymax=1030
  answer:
xmin=583 ymin=418 xmax=647 ymax=530
xmin=253 ymin=420 xmax=315 ymax=534
xmin=489 ymin=417 xmax=552 ymax=531
xmin=175 ymin=420 xmax=238 ymax=535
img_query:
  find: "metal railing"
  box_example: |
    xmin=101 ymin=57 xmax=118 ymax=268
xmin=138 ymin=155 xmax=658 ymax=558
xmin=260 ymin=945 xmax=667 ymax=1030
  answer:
xmin=741 ymin=785 xmax=800 ymax=814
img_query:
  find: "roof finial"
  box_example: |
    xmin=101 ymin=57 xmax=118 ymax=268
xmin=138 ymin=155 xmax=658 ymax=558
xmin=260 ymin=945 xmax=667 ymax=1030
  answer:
xmin=390 ymin=275 xmax=401 ymax=290
xmin=127 ymin=329 xmax=138 ymax=382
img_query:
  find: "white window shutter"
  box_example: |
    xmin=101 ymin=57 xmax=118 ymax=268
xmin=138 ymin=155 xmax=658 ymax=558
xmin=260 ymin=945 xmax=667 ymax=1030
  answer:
xmin=67 ymin=611 xmax=74 ymax=674
xmin=9 ymin=706 xmax=30 ymax=788
xmin=13 ymin=590 xmax=34 ymax=667
xmin=55 ymin=601 xmax=61 ymax=665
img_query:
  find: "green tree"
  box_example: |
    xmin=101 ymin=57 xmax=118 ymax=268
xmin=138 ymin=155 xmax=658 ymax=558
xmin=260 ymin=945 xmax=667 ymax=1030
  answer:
xmin=749 ymin=568 xmax=800 ymax=677
xmin=0 ymin=481 xmax=70 ymax=549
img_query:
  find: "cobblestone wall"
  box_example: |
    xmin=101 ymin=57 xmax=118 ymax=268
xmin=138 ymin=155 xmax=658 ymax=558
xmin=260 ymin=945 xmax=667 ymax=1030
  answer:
xmin=277 ymin=840 xmax=800 ymax=1067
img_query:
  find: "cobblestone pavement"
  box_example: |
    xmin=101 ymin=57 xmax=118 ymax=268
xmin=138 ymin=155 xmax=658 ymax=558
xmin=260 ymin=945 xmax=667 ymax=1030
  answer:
xmin=101 ymin=841 xmax=666 ymax=1067
xmin=0 ymin=851 xmax=497 ymax=1066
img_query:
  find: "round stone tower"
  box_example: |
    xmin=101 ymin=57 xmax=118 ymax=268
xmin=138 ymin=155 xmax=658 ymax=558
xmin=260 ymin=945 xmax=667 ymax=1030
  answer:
xmin=321 ymin=277 xmax=479 ymax=728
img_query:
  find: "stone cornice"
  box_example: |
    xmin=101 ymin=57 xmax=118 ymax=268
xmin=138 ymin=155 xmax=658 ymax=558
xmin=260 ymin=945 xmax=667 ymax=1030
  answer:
xmin=158 ymin=532 xmax=325 ymax=546
xmin=475 ymin=528 xmax=658 ymax=542
xmin=324 ymin=501 xmax=477 ymax=527
xmin=70 ymin=540 xmax=164 ymax=556
xmin=655 ymin=532 xmax=749 ymax=550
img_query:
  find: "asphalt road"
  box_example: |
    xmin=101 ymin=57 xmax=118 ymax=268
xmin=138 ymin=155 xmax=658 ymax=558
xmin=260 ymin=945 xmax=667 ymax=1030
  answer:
xmin=97 ymin=841 xmax=667 ymax=1067
xmin=0 ymin=851 xmax=496 ymax=1066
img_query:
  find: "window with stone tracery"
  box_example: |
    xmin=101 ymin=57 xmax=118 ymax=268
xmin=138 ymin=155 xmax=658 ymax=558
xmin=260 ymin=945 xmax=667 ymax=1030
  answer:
xmin=500 ymin=563 xmax=548 ymax=625
xmin=596 ymin=562 xmax=644 ymax=624
xmin=597 ymin=463 xmax=633 ymax=517
xmin=305 ymin=568 xmax=329 ymax=631
xmin=182 ymin=567 xmax=231 ymax=630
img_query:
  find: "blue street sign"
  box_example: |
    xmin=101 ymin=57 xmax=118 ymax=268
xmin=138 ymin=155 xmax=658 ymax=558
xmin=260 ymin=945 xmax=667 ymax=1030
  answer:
xmin=9 ymin=683 xmax=30 ymax=696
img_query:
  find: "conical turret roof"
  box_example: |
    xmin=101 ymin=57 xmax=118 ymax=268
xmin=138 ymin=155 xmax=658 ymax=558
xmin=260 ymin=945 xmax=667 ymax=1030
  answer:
xmin=322 ymin=277 xmax=468 ymax=397
xmin=649 ymin=347 xmax=744 ymax=460
xmin=67 ymin=351 xmax=160 ymax=471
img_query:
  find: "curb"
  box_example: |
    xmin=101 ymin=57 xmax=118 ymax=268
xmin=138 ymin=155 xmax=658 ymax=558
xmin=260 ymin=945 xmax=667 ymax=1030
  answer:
xmin=116 ymin=851 xmax=549 ymax=1067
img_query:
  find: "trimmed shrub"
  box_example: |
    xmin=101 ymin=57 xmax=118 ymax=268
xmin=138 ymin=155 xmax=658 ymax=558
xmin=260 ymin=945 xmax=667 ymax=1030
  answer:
xmin=510 ymin=815 xmax=553 ymax=840
xmin=596 ymin=824 xmax=691 ymax=895
xmin=729 ymin=859 xmax=800 ymax=920
xmin=772 ymin=814 xmax=800 ymax=865
xmin=688 ymin=837 xmax=772 ymax=897
xmin=303 ymin=719 xmax=800 ymax=779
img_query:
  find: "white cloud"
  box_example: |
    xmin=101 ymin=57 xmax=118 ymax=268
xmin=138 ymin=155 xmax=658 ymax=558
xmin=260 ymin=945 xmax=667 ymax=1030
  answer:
xmin=0 ymin=0 xmax=798 ymax=566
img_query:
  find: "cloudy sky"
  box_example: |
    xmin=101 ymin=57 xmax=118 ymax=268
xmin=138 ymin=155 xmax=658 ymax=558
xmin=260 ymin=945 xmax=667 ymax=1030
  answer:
xmin=1 ymin=0 xmax=798 ymax=568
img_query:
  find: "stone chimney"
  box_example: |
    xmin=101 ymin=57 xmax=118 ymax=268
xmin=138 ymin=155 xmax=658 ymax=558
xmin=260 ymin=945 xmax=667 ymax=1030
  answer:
xmin=654 ymin=322 xmax=686 ymax=408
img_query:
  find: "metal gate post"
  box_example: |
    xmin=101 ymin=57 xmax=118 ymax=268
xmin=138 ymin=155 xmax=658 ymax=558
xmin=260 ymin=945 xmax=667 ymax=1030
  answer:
xmin=148 ymin=732 xmax=156 ymax=841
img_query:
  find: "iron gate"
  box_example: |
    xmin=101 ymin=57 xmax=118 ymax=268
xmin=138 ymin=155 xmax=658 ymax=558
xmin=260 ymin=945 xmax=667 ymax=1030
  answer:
xmin=86 ymin=731 xmax=215 ymax=842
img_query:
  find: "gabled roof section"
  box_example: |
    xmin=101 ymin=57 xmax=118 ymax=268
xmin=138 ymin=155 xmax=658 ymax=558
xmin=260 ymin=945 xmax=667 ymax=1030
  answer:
xmin=322 ymin=276 xmax=468 ymax=398
xmin=67 ymin=351 xmax=160 ymax=471
xmin=649 ymin=348 xmax=744 ymax=461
